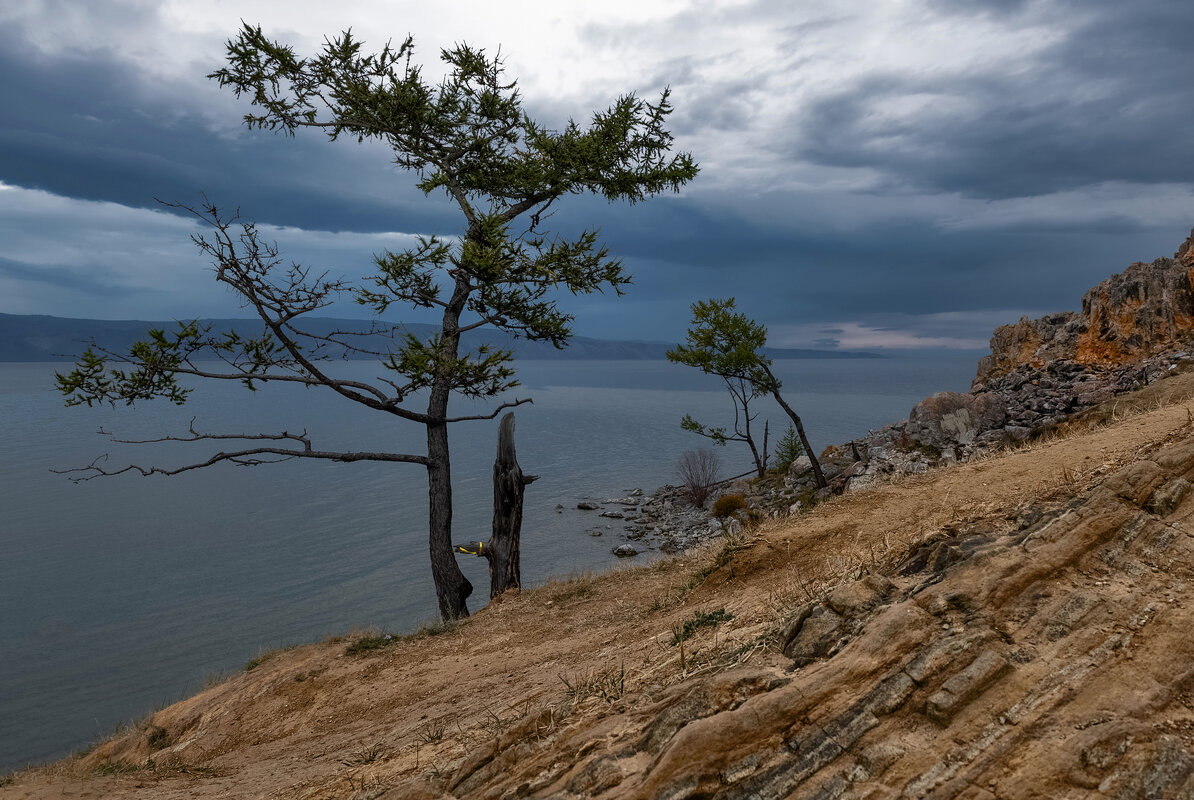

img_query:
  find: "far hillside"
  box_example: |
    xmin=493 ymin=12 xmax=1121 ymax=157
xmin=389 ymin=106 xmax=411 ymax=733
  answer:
xmin=0 ymin=313 xmax=880 ymax=362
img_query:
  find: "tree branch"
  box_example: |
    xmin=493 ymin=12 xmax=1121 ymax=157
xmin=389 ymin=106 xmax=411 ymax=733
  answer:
xmin=52 ymin=421 xmax=427 ymax=482
xmin=442 ymin=396 xmax=532 ymax=423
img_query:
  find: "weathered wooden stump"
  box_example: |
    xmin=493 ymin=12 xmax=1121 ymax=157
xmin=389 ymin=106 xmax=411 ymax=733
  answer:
xmin=454 ymin=412 xmax=538 ymax=598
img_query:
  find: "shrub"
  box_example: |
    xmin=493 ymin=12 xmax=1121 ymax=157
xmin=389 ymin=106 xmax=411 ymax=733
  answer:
xmin=677 ymin=449 xmax=722 ymax=506
xmin=344 ymin=634 xmax=395 ymax=656
xmin=671 ymin=608 xmax=734 ymax=645
xmin=775 ymin=424 xmax=805 ymax=471
xmin=712 ymin=493 xmax=746 ymax=518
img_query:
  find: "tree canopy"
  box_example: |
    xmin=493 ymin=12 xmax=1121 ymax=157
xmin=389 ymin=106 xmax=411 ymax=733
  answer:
xmin=668 ymin=298 xmax=827 ymax=487
xmin=57 ymin=25 xmax=699 ymax=620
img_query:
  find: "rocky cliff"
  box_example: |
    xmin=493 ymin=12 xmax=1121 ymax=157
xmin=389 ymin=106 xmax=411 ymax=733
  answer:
xmin=767 ymin=227 xmax=1194 ymax=501
xmin=975 ymin=227 xmax=1194 ymax=386
xmin=435 ymin=417 xmax=1194 ymax=799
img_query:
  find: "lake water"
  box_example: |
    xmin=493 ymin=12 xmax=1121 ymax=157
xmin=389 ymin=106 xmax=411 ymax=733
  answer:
xmin=0 ymin=356 xmax=977 ymax=770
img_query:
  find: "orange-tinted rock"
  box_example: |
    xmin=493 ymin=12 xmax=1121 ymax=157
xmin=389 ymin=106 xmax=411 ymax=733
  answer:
xmin=974 ymin=312 xmax=1083 ymax=386
xmin=1074 ymin=257 xmax=1194 ymax=368
xmin=975 ymin=226 xmax=1194 ymax=386
xmin=1177 ymin=226 xmax=1194 ymax=268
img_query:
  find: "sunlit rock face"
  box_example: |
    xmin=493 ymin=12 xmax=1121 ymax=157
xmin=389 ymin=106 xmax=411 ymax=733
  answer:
xmin=974 ymin=227 xmax=1194 ymax=387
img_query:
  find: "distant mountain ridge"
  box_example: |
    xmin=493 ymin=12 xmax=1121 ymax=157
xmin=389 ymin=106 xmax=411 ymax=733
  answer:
xmin=0 ymin=313 xmax=880 ymax=362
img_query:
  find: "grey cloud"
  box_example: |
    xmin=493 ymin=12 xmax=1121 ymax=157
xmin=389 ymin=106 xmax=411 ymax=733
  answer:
xmin=925 ymin=0 xmax=1029 ymax=17
xmin=0 ymin=29 xmax=460 ymax=235
xmin=791 ymin=0 xmax=1194 ymax=199
xmin=0 ymin=256 xmax=133 ymax=297
xmin=3 ymin=0 xmax=1192 ymax=347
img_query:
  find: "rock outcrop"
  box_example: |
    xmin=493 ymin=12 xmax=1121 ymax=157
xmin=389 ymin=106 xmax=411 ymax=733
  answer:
xmin=790 ymin=227 xmax=1194 ymax=500
xmin=976 ymin=227 xmax=1194 ymax=386
xmin=414 ymin=430 xmax=1194 ymax=799
xmin=589 ymin=229 xmax=1194 ymax=549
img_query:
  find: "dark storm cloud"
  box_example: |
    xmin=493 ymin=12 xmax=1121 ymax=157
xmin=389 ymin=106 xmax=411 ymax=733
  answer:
xmin=0 ymin=255 xmax=132 ymax=297
xmin=0 ymin=30 xmax=460 ymax=235
xmin=2 ymin=1 xmax=1192 ymax=351
xmin=792 ymin=0 xmax=1194 ymax=199
xmin=572 ymin=194 xmax=1185 ymax=344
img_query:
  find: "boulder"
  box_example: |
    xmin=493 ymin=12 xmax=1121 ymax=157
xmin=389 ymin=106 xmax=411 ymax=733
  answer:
xmin=974 ymin=312 xmax=1084 ymax=386
xmin=787 ymin=455 xmax=812 ymax=477
xmin=906 ymin=391 xmax=1007 ymax=449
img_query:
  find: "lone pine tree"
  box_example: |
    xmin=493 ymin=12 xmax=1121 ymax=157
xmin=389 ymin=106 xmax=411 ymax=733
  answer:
xmin=667 ymin=298 xmax=827 ymax=488
xmin=56 ymin=25 xmax=697 ymax=619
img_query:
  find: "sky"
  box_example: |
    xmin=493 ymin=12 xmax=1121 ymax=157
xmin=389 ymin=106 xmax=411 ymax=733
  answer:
xmin=2 ymin=0 xmax=1193 ymax=353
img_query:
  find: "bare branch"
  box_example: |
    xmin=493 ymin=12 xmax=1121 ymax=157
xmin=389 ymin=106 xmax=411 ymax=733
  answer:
xmin=442 ymin=397 xmax=532 ymax=423
xmin=52 ymin=420 xmax=427 ymax=482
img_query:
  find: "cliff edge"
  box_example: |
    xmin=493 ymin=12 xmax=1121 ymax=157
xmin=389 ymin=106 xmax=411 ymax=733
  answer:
xmin=975 ymin=227 xmax=1194 ymax=386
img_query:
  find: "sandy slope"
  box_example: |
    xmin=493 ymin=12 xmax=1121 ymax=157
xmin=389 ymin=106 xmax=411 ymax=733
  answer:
xmin=5 ymin=372 xmax=1194 ymax=799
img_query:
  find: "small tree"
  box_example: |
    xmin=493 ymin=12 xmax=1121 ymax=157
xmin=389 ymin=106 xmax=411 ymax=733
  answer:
xmin=55 ymin=25 xmax=698 ymax=620
xmin=774 ymin=424 xmax=805 ymax=472
xmin=667 ymin=298 xmax=827 ymax=488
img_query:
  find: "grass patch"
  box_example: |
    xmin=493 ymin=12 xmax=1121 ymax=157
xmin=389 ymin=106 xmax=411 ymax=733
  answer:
xmin=94 ymin=760 xmax=149 ymax=776
xmin=244 ymin=643 xmax=297 ymax=672
xmin=0 ymin=773 xmax=14 ymax=787
xmin=344 ymin=634 xmax=396 ymax=656
xmin=201 ymin=669 xmax=236 ymax=690
xmin=671 ymin=608 xmax=734 ymax=645
xmin=414 ymin=719 xmax=447 ymax=745
xmin=550 ymin=576 xmax=596 ymax=604
xmin=478 ymin=700 xmax=532 ymax=738
xmin=712 ymin=493 xmax=746 ymax=518
xmin=145 ymin=725 xmax=170 ymax=751
xmin=344 ymin=619 xmax=461 ymax=656
xmin=648 ymin=584 xmax=681 ymax=612
xmin=558 ymin=662 xmax=626 ymax=704
xmin=341 ymin=743 xmax=390 ymax=767
xmin=685 ymin=535 xmax=750 ymax=590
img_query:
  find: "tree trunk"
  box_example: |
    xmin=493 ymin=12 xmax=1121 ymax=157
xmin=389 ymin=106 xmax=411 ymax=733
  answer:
xmin=425 ymin=274 xmax=475 ymax=620
xmin=427 ymin=419 xmax=472 ymax=619
xmin=739 ymin=399 xmax=765 ymax=479
xmin=487 ymin=412 xmax=538 ymax=597
xmin=762 ymin=420 xmax=770 ymax=475
xmin=762 ymin=366 xmax=827 ymax=488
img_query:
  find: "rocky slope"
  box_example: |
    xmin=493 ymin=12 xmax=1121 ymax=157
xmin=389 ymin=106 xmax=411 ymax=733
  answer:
xmin=5 ymin=365 xmax=1194 ymax=799
xmin=439 ymin=413 xmax=1194 ymax=799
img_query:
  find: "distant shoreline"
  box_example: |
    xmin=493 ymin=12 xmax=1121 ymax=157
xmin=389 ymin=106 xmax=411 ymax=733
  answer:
xmin=0 ymin=312 xmax=883 ymax=362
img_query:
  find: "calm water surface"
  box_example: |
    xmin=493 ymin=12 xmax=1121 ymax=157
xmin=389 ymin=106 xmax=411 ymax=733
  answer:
xmin=0 ymin=357 xmax=976 ymax=770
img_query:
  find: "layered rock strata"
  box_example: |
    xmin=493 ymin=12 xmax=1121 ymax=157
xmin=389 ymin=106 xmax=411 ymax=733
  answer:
xmin=405 ymin=431 xmax=1194 ymax=799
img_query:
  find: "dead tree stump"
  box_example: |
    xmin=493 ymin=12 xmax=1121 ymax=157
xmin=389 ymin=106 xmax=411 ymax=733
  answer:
xmin=454 ymin=412 xmax=538 ymax=599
